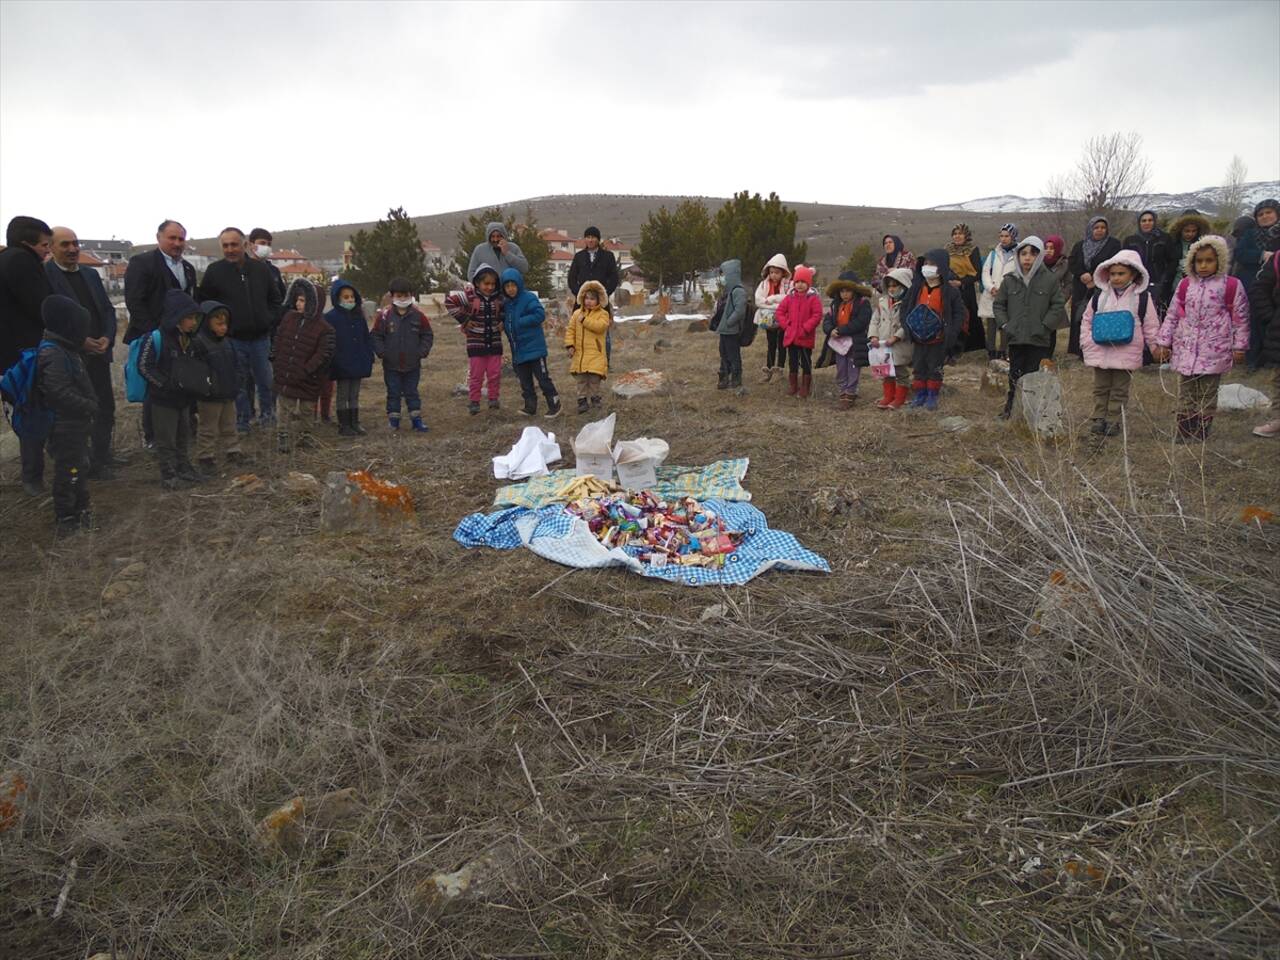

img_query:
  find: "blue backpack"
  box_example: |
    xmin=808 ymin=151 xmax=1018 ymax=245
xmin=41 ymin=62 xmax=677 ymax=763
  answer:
xmin=0 ymin=341 xmax=57 ymax=441
xmin=124 ymin=329 xmax=162 ymax=403
xmin=1089 ymin=288 xmax=1149 ymax=346
xmin=904 ymin=303 xmax=944 ymax=343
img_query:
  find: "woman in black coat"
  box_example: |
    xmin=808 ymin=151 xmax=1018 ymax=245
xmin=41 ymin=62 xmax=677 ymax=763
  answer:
xmin=1066 ymin=215 xmax=1122 ymax=357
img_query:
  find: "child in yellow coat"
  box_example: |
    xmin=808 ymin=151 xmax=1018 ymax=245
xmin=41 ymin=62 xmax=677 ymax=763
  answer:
xmin=565 ymin=280 xmax=611 ymax=414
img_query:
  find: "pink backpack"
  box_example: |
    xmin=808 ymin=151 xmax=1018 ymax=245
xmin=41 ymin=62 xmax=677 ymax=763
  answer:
xmin=1174 ymin=274 xmax=1241 ymax=313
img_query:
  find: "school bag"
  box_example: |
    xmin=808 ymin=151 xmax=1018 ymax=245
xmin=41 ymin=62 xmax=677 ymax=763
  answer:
xmin=1172 ymin=275 xmax=1241 ymax=313
xmin=1088 ymin=288 xmax=1150 ymax=346
xmin=124 ymin=329 xmax=162 ymax=402
xmin=0 ymin=341 xmax=58 ymax=441
xmin=904 ymin=303 xmax=944 ymax=343
xmin=738 ymin=294 xmax=758 ymax=347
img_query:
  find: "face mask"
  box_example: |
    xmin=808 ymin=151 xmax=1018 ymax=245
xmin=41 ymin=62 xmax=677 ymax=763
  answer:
xmin=392 ymin=297 xmax=414 ymax=309
xmin=921 ymin=265 xmax=939 ymax=279
xmin=339 ymin=301 xmax=356 ymax=310
xmin=255 ymin=244 xmax=271 ymax=258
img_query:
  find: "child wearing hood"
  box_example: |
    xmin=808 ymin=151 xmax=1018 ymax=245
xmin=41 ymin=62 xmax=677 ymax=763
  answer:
xmin=273 ymin=278 xmax=335 ymax=453
xmin=903 ymin=249 xmax=967 ymax=410
xmin=872 ymin=235 xmax=916 ymax=292
xmin=1154 ymin=236 xmax=1250 ymax=442
xmin=35 ymin=295 xmax=99 ymax=534
xmin=140 ymin=290 xmax=209 ymax=489
xmin=870 ymin=267 xmax=914 ymax=410
xmin=193 ymin=300 xmax=241 ymax=473
xmin=326 ymin=279 xmax=375 ymax=436
xmin=715 ymin=259 xmax=748 ymax=390
xmin=1166 ymin=210 xmax=1211 ymax=291
xmin=816 ymin=271 xmax=873 ymax=408
xmin=979 ymin=223 xmax=1020 ymax=360
xmin=774 ymin=265 xmax=823 ymax=399
xmin=1078 ymin=248 xmax=1159 ymax=436
xmin=445 ymin=266 xmax=501 ymax=416
xmin=755 ymin=253 xmax=792 ymax=383
xmin=1067 ymin=216 xmax=1122 ymax=357
xmin=375 ymin=277 xmax=435 ymax=426
xmin=502 ymin=267 xmax=561 ymax=417
xmin=994 ymin=237 xmax=1068 ymax=420
xmin=565 ymin=279 xmax=611 ymax=413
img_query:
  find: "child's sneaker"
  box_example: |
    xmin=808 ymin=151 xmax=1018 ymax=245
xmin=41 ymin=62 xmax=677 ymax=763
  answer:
xmin=411 ymin=416 xmax=429 ymax=433
xmin=544 ymin=396 xmax=562 ymax=419
xmin=576 ymin=397 xmax=589 ymax=415
xmin=1089 ymin=418 xmax=1107 ymax=436
xmin=488 ymin=399 xmax=501 ymax=411
xmin=468 ymin=402 xmax=480 ymax=416
xmin=521 ymin=400 xmax=538 ymax=416
xmin=388 ymin=414 xmax=401 ymax=430
xmin=589 ymin=395 xmax=602 ymax=408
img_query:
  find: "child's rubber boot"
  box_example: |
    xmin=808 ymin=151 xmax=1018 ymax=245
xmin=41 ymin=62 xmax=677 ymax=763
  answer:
xmin=888 ymin=384 xmax=908 ymax=410
xmin=351 ymin=409 xmax=367 ymax=435
xmin=467 ymin=402 xmax=480 ymax=416
xmin=875 ymin=380 xmax=895 ymax=409
xmin=1175 ymin=414 xmax=1197 ymax=442
xmin=1198 ymin=415 xmax=1213 ymax=441
xmin=909 ymin=380 xmax=928 ymax=407
xmin=337 ymin=410 xmax=356 ymax=437
xmin=577 ymin=397 xmax=589 ymax=415
xmin=799 ymin=373 xmax=812 ymax=399
xmin=389 ymin=413 xmax=402 ymax=430
xmin=590 ymin=395 xmax=603 ymax=409
xmin=923 ymin=380 xmax=942 ymax=410
xmin=411 ymin=415 xmax=429 ymax=433
xmin=787 ymin=371 xmax=799 ymax=397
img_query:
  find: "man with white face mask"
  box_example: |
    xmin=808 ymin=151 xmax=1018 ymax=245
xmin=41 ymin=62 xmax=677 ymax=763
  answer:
xmin=247 ymin=227 xmax=286 ymax=308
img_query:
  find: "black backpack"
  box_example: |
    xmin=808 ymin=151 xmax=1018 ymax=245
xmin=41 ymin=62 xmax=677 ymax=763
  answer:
xmin=738 ymin=293 xmax=758 ymax=347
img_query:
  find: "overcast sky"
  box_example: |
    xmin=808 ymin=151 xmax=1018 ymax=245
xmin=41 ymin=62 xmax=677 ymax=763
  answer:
xmin=2 ymin=0 xmax=1277 ymax=243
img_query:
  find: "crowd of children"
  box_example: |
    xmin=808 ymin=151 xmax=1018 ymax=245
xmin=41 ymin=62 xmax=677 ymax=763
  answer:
xmin=7 ymin=203 xmax=1279 ymax=536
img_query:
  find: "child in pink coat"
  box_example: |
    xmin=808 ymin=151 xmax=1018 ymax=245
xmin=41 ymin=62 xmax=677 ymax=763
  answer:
xmin=1154 ymin=235 xmax=1250 ymax=442
xmin=774 ymin=265 xmax=823 ymax=399
xmin=1080 ymin=248 xmax=1161 ymax=436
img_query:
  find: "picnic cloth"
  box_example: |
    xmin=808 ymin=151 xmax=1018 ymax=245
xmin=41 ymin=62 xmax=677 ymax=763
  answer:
xmin=453 ymin=498 xmax=829 ymax=587
xmin=494 ymin=458 xmax=752 ymax=509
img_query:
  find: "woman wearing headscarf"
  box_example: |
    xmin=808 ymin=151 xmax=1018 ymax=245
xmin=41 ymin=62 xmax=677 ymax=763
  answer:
xmin=1042 ymin=235 xmax=1071 ymax=355
xmin=1066 ymin=215 xmax=1121 ymax=357
xmin=979 ymin=223 xmax=1020 ymax=359
xmin=944 ymin=223 xmax=983 ymax=358
xmin=1123 ymin=210 xmax=1173 ymax=312
xmin=872 ymin=235 xmax=916 ymax=292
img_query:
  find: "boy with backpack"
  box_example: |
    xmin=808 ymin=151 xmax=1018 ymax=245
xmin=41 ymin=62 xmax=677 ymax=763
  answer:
xmin=994 ymin=236 xmax=1068 ymax=420
xmin=140 ymin=290 xmax=209 ymax=489
xmin=902 ymin=249 xmax=967 ymax=410
xmin=30 ymin=295 xmax=99 ymax=534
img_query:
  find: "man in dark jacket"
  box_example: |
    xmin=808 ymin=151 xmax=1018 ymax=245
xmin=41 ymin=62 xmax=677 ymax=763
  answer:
xmin=123 ymin=219 xmax=197 ymax=447
xmin=36 ymin=295 xmax=99 ymax=534
xmin=244 ymin=227 xmax=285 ymax=422
xmin=567 ymin=226 xmax=620 ymax=299
xmin=197 ymin=227 xmax=283 ymax=430
xmin=0 ymin=215 xmax=54 ymax=494
xmin=46 ymin=226 xmax=123 ymax=478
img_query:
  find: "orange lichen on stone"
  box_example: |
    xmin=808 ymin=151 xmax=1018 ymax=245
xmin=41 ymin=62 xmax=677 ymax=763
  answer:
xmin=1240 ymin=506 xmax=1275 ymax=524
xmin=347 ymin=470 xmax=415 ymax=517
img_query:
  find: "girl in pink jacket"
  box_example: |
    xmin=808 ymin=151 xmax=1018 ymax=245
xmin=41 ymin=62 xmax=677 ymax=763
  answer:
xmin=1154 ymin=235 xmax=1250 ymax=442
xmin=1080 ymin=249 xmax=1161 ymax=437
xmin=774 ymin=265 xmax=823 ymax=399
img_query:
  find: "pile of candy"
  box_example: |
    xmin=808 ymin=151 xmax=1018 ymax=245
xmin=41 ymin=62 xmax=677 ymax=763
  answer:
xmin=563 ymin=491 xmax=743 ymax=567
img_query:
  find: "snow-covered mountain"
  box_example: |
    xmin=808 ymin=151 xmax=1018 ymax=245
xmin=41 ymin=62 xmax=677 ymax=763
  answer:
xmin=930 ymin=180 xmax=1280 ymax=215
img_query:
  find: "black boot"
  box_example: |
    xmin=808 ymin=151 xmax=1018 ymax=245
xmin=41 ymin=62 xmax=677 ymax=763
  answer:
xmin=337 ymin=410 xmax=357 ymax=437
xmin=351 ymin=409 xmax=367 ymax=436
xmin=576 ymin=397 xmax=589 ymax=415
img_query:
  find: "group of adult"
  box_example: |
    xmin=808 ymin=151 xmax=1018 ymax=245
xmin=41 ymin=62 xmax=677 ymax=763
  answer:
xmin=851 ymin=200 xmax=1280 ymax=370
xmin=0 ymin=216 xmax=293 ymax=495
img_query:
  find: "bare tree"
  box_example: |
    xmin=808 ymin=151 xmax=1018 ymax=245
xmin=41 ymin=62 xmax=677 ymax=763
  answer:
xmin=1042 ymin=172 xmax=1088 ymax=242
xmin=1218 ymin=155 xmax=1249 ymax=219
xmin=1070 ymin=132 xmax=1152 ymax=221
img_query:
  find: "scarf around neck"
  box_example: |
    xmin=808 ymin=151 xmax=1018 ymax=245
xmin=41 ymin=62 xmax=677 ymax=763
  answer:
xmin=1082 ymin=216 xmax=1110 ymax=264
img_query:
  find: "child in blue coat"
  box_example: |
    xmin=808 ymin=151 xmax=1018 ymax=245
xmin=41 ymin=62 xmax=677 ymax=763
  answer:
xmin=325 ymin=279 xmax=374 ymax=436
xmin=501 ymin=267 xmax=561 ymax=418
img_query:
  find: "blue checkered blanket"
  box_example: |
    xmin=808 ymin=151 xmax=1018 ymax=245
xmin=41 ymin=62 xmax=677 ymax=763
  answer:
xmin=453 ymin=499 xmax=829 ymax=586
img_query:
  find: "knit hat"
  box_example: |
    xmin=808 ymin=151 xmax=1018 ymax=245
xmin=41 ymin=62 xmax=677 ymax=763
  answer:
xmin=793 ymin=265 xmax=815 ymax=286
xmin=583 ymin=226 xmax=601 ymax=239
xmin=1254 ymin=199 xmax=1279 ymax=220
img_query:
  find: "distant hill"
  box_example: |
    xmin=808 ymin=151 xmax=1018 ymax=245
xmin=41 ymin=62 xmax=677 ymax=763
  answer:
xmin=930 ymin=180 xmax=1280 ymax=215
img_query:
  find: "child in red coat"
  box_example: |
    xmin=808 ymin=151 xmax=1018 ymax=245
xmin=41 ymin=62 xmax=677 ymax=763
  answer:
xmin=774 ymin=265 xmax=823 ymax=399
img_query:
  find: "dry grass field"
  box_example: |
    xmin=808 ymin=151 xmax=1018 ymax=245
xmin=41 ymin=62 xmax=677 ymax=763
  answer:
xmin=2 ymin=314 xmax=1278 ymax=959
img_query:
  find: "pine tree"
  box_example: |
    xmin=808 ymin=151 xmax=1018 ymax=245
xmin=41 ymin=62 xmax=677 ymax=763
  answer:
xmin=672 ymin=200 xmax=716 ymax=300
xmin=633 ymin=206 xmax=680 ymax=291
xmin=713 ymin=191 xmax=807 ymax=279
xmin=342 ymin=207 xmax=430 ymax=298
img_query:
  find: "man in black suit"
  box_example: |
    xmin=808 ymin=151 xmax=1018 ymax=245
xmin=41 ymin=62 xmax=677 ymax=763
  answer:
xmin=0 ymin=215 xmax=54 ymax=495
xmin=124 ymin=220 xmax=197 ymax=447
xmin=46 ymin=226 xmax=124 ymax=478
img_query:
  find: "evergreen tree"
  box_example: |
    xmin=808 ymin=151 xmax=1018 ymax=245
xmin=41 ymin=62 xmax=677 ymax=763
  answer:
xmin=713 ymin=191 xmax=807 ymax=278
xmin=342 ymin=206 xmax=430 ymax=297
xmin=840 ymin=243 xmax=877 ymax=280
xmin=672 ymin=199 xmax=716 ymax=299
xmin=633 ymin=206 xmax=680 ymax=291
xmin=450 ymin=205 xmax=553 ymax=295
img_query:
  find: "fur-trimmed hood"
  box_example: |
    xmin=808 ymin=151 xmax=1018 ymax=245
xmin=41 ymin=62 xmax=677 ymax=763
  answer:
xmin=825 ymin=271 xmax=873 ymax=299
xmin=285 ymin=277 xmax=319 ymax=319
xmin=575 ymin=279 xmax=610 ymax=308
xmin=1092 ymin=247 xmax=1150 ymax=294
xmin=760 ymin=252 xmax=791 ymax=279
xmin=1168 ymin=212 xmax=1211 ymax=242
xmin=1181 ymin=235 xmax=1230 ymax=281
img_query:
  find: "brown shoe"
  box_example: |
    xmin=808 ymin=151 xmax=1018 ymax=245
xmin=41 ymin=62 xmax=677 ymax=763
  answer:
xmin=787 ymin=371 xmax=798 ymax=396
xmin=799 ymin=373 xmax=812 ymax=399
